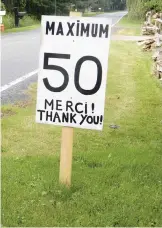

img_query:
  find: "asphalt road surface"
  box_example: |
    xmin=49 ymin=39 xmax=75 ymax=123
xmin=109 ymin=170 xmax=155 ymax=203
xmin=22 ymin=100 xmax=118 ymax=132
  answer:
xmin=1 ymin=11 xmax=127 ymax=104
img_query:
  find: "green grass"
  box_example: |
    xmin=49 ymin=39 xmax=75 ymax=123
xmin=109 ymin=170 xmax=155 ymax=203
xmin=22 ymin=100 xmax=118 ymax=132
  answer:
xmin=2 ymin=41 xmax=162 ymax=227
xmin=4 ymin=24 xmax=40 ymax=33
xmin=83 ymin=11 xmax=104 ymax=17
xmin=116 ymin=15 xmax=142 ymax=36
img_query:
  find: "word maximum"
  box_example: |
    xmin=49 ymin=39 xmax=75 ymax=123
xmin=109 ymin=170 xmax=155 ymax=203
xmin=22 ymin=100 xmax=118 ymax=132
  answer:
xmin=46 ymin=21 xmax=109 ymax=38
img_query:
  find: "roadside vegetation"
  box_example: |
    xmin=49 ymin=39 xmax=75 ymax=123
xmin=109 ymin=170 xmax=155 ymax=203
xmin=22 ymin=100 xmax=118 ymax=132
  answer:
xmin=1 ymin=0 xmax=126 ymax=33
xmin=115 ymin=0 xmax=162 ymax=36
xmin=116 ymin=15 xmax=142 ymax=36
xmin=2 ymin=40 xmax=162 ymax=226
xmin=4 ymin=24 xmax=40 ymax=33
xmin=3 ymin=14 xmax=40 ymax=32
xmin=126 ymin=0 xmax=162 ymax=19
xmin=83 ymin=11 xmax=104 ymax=17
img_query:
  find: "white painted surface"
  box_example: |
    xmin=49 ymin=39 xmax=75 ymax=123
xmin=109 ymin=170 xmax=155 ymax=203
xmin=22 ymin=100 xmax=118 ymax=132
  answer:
xmin=36 ymin=16 xmax=112 ymax=130
xmin=0 ymin=11 xmax=6 ymax=16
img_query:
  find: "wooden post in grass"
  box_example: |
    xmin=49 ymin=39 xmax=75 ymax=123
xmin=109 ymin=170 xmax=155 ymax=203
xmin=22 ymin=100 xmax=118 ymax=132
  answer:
xmin=59 ymin=127 xmax=74 ymax=186
xmin=59 ymin=11 xmax=82 ymax=187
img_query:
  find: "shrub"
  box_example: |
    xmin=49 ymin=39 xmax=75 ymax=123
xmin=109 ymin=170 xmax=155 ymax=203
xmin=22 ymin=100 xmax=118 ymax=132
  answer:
xmin=3 ymin=14 xmax=39 ymax=29
xmin=127 ymin=0 xmax=162 ymax=19
xmin=3 ymin=14 xmax=14 ymax=29
xmin=144 ymin=0 xmax=162 ymax=12
xmin=19 ymin=15 xmax=39 ymax=27
xmin=0 ymin=1 xmax=6 ymax=11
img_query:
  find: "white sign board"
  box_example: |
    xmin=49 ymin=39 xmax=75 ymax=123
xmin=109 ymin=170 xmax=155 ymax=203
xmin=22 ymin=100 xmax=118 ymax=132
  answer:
xmin=36 ymin=16 xmax=111 ymax=130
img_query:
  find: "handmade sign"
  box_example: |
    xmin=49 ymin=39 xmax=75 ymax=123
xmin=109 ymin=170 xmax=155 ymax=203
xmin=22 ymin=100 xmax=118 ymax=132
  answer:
xmin=36 ymin=16 xmax=111 ymax=130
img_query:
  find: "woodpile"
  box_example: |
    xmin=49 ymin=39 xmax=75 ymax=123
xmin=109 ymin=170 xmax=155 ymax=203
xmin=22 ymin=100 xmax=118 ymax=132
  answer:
xmin=153 ymin=33 xmax=162 ymax=79
xmin=153 ymin=49 xmax=162 ymax=79
xmin=137 ymin=38 xmax=155 ymax=51
xmin=137 ymin=33 xmax=162 ymax=51
xmin=142 ymin=26 xmax=158 ymax=35
xmin=139 ymin=11 xmax=162 ymax=80
xmin=142 ymin=11 xmax=162 ymax=36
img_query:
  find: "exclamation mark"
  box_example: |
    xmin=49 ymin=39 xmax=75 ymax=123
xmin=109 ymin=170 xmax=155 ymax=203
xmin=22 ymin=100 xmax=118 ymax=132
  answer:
xmin=100 ymin=115 xmax=103 ymax=125
xmin=92 ymin=103 xmax=95 ymax=113
xmin=85 ymin=102 xmax=87 ymax=114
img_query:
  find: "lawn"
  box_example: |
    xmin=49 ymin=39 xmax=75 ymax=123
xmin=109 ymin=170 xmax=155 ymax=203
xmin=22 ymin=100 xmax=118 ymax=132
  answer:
xmin=4 ymin=24 xmax=40 ymax=33
xmin=116 ymin=15 xmax=142 ymax=36
xmin=2 ymin=41 xmax=162 ymax=227
xmin=83 ymin=11 xmax=104 ymax=17
xmin=3 ymin=14 xmax=40 ymax=33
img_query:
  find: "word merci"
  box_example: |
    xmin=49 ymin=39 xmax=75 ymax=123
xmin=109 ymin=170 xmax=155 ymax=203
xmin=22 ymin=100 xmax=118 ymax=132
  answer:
xmin=37 ymin=99 xmax=103 ymax=126
xmin=46 ymin=20 xmax=109 ymax=38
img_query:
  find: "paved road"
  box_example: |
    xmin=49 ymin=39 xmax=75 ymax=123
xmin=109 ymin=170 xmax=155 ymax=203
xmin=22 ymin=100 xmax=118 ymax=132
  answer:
xmin=1 ymin=11 xmax=127 ymax=104
xmin=96 ymin=11 xmax=127 ymax=25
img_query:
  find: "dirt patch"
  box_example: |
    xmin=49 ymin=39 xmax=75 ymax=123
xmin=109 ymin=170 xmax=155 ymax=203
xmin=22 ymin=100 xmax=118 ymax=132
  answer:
xmin=14 ymin=100 xmax=32 ymax=108
xmin=112 ymin=26 xmax=124 ymax=34
xmin=112 ymin=25 xmax=141 ymax=37
xmin=111 ymin=35 xmax=154 ymax=41
xmin=1 ymin=109 xmax=16 ymax=118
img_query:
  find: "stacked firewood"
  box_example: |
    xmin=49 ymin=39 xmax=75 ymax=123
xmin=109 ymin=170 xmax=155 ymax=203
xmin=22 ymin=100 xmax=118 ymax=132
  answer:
xmin=153 ymin=48 xmax=162 ymax=79
xmin=137 ymin=33 xmax=162 ymax=51
xmin=142 ymin=25 xmax=158 ymax=36
xmin=137 ymin=38 xmax=155 ymax=51
xmin=153 ymin=29 xmax=162 ymax=79
xmin=142 ymin=11 xmax=162 ymax=36
xmin=139 ymin=11 xmax=162 ymax=80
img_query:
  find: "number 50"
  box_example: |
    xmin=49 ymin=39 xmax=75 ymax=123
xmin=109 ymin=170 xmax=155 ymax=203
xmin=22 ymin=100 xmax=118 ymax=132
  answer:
xmin=43 ymin=52 xmax=102 ymax=95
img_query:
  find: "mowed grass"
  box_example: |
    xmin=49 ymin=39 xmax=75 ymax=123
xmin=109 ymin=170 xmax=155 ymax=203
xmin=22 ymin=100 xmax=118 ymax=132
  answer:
xmin=116 ymin=15 xmax=142 ymax=36
xmin=4 ymin=24 xmax=40 ymax=33
xmin=83 ymin=12 xmax=104 ymax=17
xmin=2 ymin=41 xmax=162 ymax=227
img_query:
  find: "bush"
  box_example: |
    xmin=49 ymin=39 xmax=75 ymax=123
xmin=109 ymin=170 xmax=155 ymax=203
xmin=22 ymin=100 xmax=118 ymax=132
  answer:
xmin=19 ymin=15 xmax=39 ymax=27
xmin=127 ymin=0 xmax=162 ymax=19
xmin=3 ymin=14 xmax=39 ymax=29
xmin=127 ymin=0 xmax=145 ymax=19
xmin=26 ymin=0 xmax=70 ymax=18
xmin=144 ymin=0 xmax=162 ymax=12
xmin=0 ymin=1 xmax=6 ymax=11
xmin=3 ymin=14 xmax=14 ymax=29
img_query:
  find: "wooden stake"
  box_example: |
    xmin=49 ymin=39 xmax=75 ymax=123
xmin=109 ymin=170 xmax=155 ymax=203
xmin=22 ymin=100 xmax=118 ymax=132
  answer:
xmin=59 ymin=11 xmax=82 ymax=188
xmin=59 ymin=127 xmax=73 ymax=187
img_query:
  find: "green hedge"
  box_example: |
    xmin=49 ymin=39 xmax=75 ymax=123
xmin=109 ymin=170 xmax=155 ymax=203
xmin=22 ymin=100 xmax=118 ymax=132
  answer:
xmin=127 ymin=0 xmax=162 ymax=19
xmin=3 ymin=14 xmax=39 ymax=29
xmin=0 ymin=1 xmax=6 ymax=11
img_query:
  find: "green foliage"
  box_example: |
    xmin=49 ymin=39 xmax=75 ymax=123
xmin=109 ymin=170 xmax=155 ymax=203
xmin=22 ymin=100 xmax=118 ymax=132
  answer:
xmin=117 ymin=15 xmax=142 ymax=35
xmin=109 ymin=0 xmax=126 ymax=10
xmin=75 ymin=0 xmax=126 ymax=12
xmin=4 ymin=24 xmax=40 ymax=33
xmin=127 ymin=0 xmax=145 ymax=19
xmin=2 ymin=0 xmax=13 ymax=11
xmin=19 ymin=15 xmax=39 ymax=27
xmin=2 ymin=0 xmax=26 ymax=10
xmin=127 ymin=0 xmax=162 ymax=19
xmin=3 ymin=14 xmax=38 ymax=29
xmin=56 ymin=0 xmax=71 ymax=15
xmin=144 ymin=0 xmax=162 ymax=12
xmin=3 ymin=14 xmax=14 ymax=29
xmin=0 ymin=1 xmax=6 ymax=11
xmin=3 ymin=0 xmax=126 ymax=17
xmin=26 ymin=0 xmax=70 ymax=18
xmin=19 ymin=0 xmax=26 ymax=10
